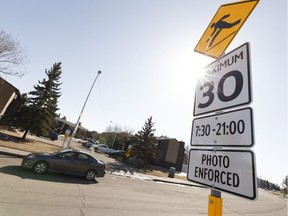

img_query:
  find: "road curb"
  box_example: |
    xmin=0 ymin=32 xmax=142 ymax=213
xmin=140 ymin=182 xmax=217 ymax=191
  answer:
xmin=152 ymin=179 xmax=207 ymax=188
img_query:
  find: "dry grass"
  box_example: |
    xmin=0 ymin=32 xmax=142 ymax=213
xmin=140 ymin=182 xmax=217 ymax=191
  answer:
xmin=0 ymin=140 xmax=62 ymax=153
xmin=0 ymin=130 xmax=62 ymax=153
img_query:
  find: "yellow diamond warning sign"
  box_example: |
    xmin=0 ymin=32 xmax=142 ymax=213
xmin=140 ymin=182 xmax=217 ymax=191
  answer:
xmin=194 ymin=0 xmax=259 ymax=59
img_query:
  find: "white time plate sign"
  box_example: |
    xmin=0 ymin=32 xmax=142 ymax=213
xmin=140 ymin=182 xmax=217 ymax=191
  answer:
xmin=191 ymin=107 xmax=254 ymax=147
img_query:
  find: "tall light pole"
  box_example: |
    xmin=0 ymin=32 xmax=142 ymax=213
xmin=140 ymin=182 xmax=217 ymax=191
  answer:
xmin=110 ymin=121 xmax=117 ymax=149
xmin=66 ymin=70 xmax=102 ymax=149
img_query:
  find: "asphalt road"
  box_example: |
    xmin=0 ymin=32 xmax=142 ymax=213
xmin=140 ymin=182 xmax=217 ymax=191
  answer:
xmin=0 ymin=156 xmax=287 ymax=216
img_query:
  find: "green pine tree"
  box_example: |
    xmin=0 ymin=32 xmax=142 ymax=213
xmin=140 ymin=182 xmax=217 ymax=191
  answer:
xmin=132 ymin=116 xmax=158 ymax=167
xmin=13 ymin=62 xmax=62 ymax=139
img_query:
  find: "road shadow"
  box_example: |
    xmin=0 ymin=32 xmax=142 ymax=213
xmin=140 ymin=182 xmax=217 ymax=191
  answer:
xmin=0 ymin=165 xmax=99 ymax=185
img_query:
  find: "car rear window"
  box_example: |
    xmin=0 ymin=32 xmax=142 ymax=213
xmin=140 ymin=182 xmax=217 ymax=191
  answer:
xmin=78 ymin=153 xmax=89 ymax=160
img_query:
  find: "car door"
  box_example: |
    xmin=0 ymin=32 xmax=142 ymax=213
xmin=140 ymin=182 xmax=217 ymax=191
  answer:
xmin=71 ymin=153 xmax=93 ymax=175
xmin=49 ymin=151 xmax=77 ymax=174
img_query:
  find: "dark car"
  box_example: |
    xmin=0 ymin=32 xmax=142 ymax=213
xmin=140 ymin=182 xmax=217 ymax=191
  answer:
xmin=21 ymin=149 xmax=106 ymax=180
xmin=108 ymin=150 xmax=126 ymax=160
xmin=49 ymin=132 xmax=58 ymax=141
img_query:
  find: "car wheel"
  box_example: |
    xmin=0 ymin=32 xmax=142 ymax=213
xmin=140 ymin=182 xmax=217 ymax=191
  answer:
xmin=33 ymin=161 xmax=48 ymax=174
xmin=85 ymin=169 xmax=96 ymax=180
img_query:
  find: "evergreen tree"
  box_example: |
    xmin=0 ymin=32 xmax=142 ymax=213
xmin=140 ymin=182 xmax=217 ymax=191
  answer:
xmin=13 ymin=63 xmax=62 ymax=139
xmin=132 ymin=116 xmax=158 ymax=167
xmin=0 ymin=93 xmax=29 ymax=130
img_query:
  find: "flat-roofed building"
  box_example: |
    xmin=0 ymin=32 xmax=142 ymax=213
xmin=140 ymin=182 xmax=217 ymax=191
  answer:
xmin=157 ymin=138 xmax=185 ymax=171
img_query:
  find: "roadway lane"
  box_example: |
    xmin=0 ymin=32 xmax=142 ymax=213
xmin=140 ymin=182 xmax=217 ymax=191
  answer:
xmin=0 ymin=156 xmax=286 ymax=216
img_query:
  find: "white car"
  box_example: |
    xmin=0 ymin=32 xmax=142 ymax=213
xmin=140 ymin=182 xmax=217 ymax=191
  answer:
xmin=94 ymin=144 xmax=115 ymax=154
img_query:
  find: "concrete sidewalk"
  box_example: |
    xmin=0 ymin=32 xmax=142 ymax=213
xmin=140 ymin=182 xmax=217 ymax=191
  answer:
xmin=0 ymin=146 xmax=29 ymax=158
xmin=0 ymin=146 xmax=201 ymax=188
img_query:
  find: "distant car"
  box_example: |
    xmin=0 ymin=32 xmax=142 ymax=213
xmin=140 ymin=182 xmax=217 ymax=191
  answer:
xmin=108 ymin=150 xmax=126 ymax=160
xmin=21 ymin=149 xmax=106 ymax=180
xmin=87 ymin=139 xmax=97 ymax=143
xmin=82 ymin=140 xmax=98 ymax=148
xmin=49 ymin=132 xmax=58 ymax=141
xmin=94 ymin=144 xmax=115 ymax=154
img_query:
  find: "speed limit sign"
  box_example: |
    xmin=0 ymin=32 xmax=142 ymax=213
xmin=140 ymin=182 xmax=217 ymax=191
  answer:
xmin=194 ymin=42 xmax=252 ymax=116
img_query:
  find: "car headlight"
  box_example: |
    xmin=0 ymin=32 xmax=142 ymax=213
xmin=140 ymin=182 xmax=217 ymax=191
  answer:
xmin=26 ymin=154 xmax=36 ymax=159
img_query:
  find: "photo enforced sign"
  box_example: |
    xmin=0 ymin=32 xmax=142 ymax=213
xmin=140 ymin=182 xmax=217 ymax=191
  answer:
xmin=187 ymin=148 xmax=257 ymax=200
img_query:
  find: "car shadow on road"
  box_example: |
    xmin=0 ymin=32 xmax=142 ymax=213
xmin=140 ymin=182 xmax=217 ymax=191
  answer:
xmin=0 ymin=165 xmax=99 ymax=185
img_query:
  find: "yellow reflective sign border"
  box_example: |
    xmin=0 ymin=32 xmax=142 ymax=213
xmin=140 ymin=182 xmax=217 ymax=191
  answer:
xmin=194 ymin=0 xmax=259 ymax=59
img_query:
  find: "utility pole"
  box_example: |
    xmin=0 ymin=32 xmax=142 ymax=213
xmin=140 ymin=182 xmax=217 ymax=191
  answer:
xmin=66 ymin=70 xmax=102 ymax=149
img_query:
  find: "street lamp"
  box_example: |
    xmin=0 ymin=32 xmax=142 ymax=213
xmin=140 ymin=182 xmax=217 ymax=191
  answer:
xmin=66 ymin=70 xmax=102 ymax=149
xmin=110 ymin=121 xmax=117 ymax=149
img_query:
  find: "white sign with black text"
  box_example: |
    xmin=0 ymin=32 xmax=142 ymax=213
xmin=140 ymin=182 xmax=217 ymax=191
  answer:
xmin=194 ymin=42 xmax=252 ymax=116
xmin=191 ymin=108 xmax=254 ymax=147
xmin=187 ymin=148 xmax=257 ymax=200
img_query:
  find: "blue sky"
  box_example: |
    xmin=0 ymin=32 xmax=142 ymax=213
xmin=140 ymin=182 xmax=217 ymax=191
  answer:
xmin=1 ymin=0 xmax=287 ymax=185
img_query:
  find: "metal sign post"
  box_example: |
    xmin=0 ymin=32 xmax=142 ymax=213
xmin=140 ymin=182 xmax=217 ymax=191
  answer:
xmin=208 ymin=189 xmax=222 ymax=216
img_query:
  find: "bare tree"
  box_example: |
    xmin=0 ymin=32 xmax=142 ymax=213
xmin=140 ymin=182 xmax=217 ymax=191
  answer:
xmin=106 ymin=124 xmax=122 ymax=133
xmin=106 ymin=124 xmax=134 ymax=134
xmin=123 ymin=126 xmax=134 ymax=135
xmin=0 ymin=30 xmax=27 ymax=77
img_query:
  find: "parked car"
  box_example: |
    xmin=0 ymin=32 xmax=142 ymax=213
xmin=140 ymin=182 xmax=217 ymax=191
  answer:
xmin=82 ymin=140 xmax=98 ymax=148
xmin=87 ymin=138 xmax=97 ymax=143
xmin=108 ymin=150 xmax=126 ymax=160
xmin=49 ymin=132 xmax=58 ymax=141
xmin=21 ymin=149 xmax=106 ymax=180
xmin=94 ymin=144 xmax=115 ymax=154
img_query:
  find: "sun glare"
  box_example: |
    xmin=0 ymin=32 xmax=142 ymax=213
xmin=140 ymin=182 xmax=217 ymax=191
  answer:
xmin=191 ymin=54 xmax=212 ymax=81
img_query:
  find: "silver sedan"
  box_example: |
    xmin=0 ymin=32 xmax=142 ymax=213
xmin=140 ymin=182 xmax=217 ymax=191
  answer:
xmin=21 ymin=149 xmax=106 ymax=180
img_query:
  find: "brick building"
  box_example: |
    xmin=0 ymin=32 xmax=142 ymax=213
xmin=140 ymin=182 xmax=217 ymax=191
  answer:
xmin=0 ymin=77 xmax=22 ymax=122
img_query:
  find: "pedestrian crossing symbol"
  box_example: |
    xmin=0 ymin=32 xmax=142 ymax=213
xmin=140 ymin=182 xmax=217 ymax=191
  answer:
xmin=194 ymin=0 xmax=259 ymax=59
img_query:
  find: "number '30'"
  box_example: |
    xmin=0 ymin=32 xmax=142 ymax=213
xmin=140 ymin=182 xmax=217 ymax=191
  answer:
xmin=198 ymin=70 xmax=243 ymax=109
